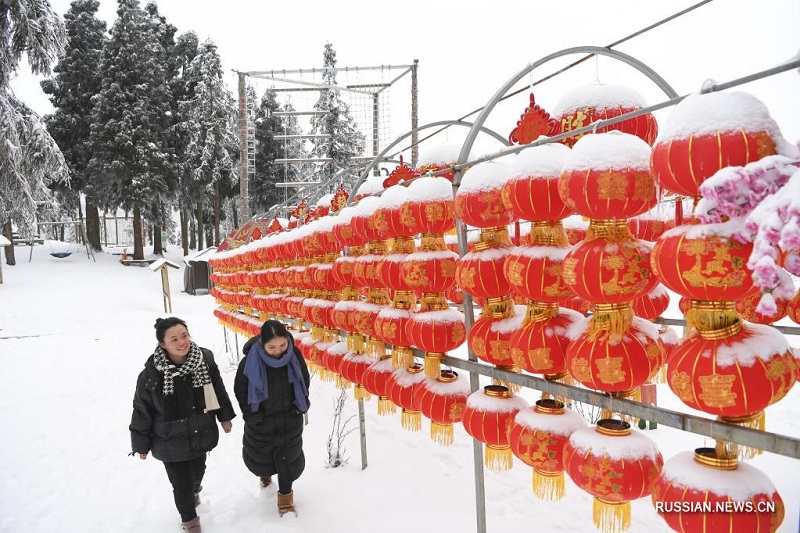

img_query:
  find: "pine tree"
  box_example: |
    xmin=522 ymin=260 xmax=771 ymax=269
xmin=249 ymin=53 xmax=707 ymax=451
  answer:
xmin=308 ymin=43 xmax=365 ymax=190
xmin=1 ymin=0 xmax=68 ymax=265
xmin=177 ymin=38 xmax=238 ymax=248
xmin=88 ymin=0 xmax=172 ymax=260
xmin=41 ymin=0 xmax=107 ymax=251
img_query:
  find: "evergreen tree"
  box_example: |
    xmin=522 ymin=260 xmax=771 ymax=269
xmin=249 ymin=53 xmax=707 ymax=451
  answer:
xmin=308 ymin=43 xmax=365 ymax=188
xmin=88 ymin=0 xmax=172 ymax=260
xmin=177 ymin=38 xmax=238 ymax=248
xmin=1 ymin=0 xmax=68 ymax=265
xmin=41 ymin=0 xmax=107 ymax=251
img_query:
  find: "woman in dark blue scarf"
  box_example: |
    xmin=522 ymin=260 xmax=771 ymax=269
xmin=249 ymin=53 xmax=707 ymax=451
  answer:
xmin=234 ymin=320 xmax=310 ymax=517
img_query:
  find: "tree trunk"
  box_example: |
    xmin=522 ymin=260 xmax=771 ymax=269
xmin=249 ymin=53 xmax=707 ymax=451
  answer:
xmin=214 ymin=179 xmax=220 ymax=246
xmin=153 ymin=221 xmax=163 ymax=255
xmin=180 ymin=209 xmax=189 ymax=256
xmin=196 ymin=203 xmax=204 ymax=250
xmin=85 ymin=196 xmax=102 ymax=251
xmin=232 ymin=201 xmax=239 ymax=229
xmin=132 ymin=202 xmax=144 ymax=260
xmin=2 ymin=220 xmax=15 ymax=266
xmin=189 ymin=214 xmax=196 ymax=250
xmin=205 ymin=225 xmax=213 ymax=248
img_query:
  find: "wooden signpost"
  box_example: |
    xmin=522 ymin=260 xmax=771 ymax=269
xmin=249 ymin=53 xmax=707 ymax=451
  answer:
xmin=149 ymin=258 xmax=180 ymax=312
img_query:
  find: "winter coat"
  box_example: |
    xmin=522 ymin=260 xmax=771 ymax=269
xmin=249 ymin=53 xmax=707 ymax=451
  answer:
xmin=234 ymin=334 xmax=311 ymax=480
xmin=130 ymin=348 xmax=236 ymax=463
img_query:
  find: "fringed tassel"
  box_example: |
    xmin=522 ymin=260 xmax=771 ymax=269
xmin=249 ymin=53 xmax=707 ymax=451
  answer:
xmin=401 ymin=409 xmax=422 ymax=432
xmin=366 ymin=337 xmax=386 ymax=359
xmin=483 ymin=295 xmax=515 ymax=319
xmin=528 ymin=222 xmax=569 ymax=247
xmin=718 ymin=412 xmax=765 ymax=459
xmin=335 ymin=374 xmax=351 ymax=390
xmin=354 ymin=384 xmax=371 ymax=401
xmin=492 ymin=365 xmax=520 ymax=393
xmin=533 ymin=470 xmax=565 ymax=501
xmin=526 ymin=302 xmax=559 ymax=324
xmin=586 ymin=220 xmax=633 ymax=242
xmin=377 ymin=396 xmax=396 ymax=416
xmin=392 ymin=347 xmax=415 ymax=369
xmin=593 ymin=498 xmax=631 ymax=533
xmin=420 ymin=233 xmax=447 ymax=251
xmin=311 ymin=325 xmax=324 ymax=342
xmin=484 ymin=445 xmax=513 ymax=472
xmin=651 ymin=364 xmax=667 ymax=385
xmin=424 ymin=353 xmax=443 ymax=379
xmin=430 ymin=422 xmax=454 ymax=446
xmin=588 ymin=304 xmax=633 ymax=342
xmin=319 ymin=368 xmax=333 ymax=382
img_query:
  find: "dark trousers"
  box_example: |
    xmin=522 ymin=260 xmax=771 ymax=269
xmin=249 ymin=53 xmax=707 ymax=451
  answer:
xmin=163 ymin=454 xmax=206 ymax=522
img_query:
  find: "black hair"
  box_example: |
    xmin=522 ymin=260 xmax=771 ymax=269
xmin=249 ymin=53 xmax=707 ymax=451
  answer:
xmin=260 ymin=319 xmax=290 ymax=344
xmin=154 ymin=317 xmax=188 ymax=342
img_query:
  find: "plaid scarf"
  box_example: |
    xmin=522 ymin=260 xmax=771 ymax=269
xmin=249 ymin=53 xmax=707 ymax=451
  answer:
xmin=153 ymin=342 xmax=212 ymax=395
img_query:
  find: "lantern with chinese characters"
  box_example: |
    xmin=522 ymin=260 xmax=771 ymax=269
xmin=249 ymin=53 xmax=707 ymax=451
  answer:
xmin=399 ymin=175 xmax=455 ymax=238
xmin=508 ymin=399 xmax=588 ymax=500
xmin=510 ymin=306 xmax=584 ymax=377
xmin=455 ymin=160 xmax=515 ymax=228
xmin=468 ymin=306 xmax=526 ymax=368
xmin=361 ymin=357 xmax=397 ymax=415
xmin=564 ymin=419 xmax=663 ymax=533
xmin=736 ymin=289 xmax=790 ymax=324
xmin=415 ymin=369 xmax=471 ymax=446
xmin=667 ymin=321 xmax=795 ymax=456
xmin=652 ymin=448 xmax=785 ymax=532
xmin=406 ymin=308 xmax=467 ymax=378
xmin=386 ymin=364 xmax=427 ymax=431
xmin=651 ymin=91 xmax=787 ymax=198
xmin=502 ymin=143 xmax=573 ymax=223
xmin=340 ymin=351 xmax=376 ymax=401
xmin=551 ymin=84 xmax=658 ymax=147
xmin=505 ymin=245 xmax=573 ymax=303
xmin=461 ymin=385 xmax=529 ymax=471
xmin=631 ymin=284 xmax=670 ymax=321
xmin=416 ymin=142 xmax=460 ymax=182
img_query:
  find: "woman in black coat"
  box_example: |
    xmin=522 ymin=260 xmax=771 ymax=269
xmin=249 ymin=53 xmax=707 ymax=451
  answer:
xmin=235 ymin=319 xmax=310 ymax=517
xmin=130 ymin=317 xmax=236 ymax=533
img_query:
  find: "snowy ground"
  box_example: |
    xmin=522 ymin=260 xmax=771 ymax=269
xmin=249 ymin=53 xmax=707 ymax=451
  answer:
xmin=0 ymin=243 xmax=798 ymax=533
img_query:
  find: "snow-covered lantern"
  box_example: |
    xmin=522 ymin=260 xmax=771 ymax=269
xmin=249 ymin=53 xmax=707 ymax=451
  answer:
xmin=315 ymin=193 xmax=334 ymax=218
xmin=631 ymin=284 xmax=670 ymax=321
xmin=415 ymin=369 xmax=471 ymax=446
xmin=354 ymin=173 xmax=385 ymax=204
xmin=736 ymin=289 xmax=790 ymax=324
xmin=405 ymin=307 xmax=466 ymax=379
xmin=361 ymin=357 xmax=397 ymax=415
xmin=461 ymin=385 xmax=529 ymax=471
xmin=416 ymin=142 xmax=461 ymax=182
xmin=386 ymin=363 xmax=427 ymax=431
xmin=339 ymin=351 xmax=375 ymax=400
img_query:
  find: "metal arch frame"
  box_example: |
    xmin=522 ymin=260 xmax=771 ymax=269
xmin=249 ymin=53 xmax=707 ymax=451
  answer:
xmin=346 ymin=120 xmax=510 ymax=207
xmin=454 ymin=46 xmax=679 ymax=186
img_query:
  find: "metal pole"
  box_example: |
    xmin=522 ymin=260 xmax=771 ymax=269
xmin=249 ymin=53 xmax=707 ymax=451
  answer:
xmin=237 ymin=72 xmax=251 ymax=222
xmin=411 ymin=59 xmax=419 ymax=167
xmin=372 ymin=92 xmax=380 ymax=176
xmin=358 ymin=398 xmax=368 ymax=470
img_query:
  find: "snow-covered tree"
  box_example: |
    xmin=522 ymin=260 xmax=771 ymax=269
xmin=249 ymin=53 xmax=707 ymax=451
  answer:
xmin=1 ymin=0 xmax=68 ymax=264
xmin=41 ymin=0 xmax=107 ymax=251
xmin=177 ymin=38 xmax=238 ymax=248
xmin=88 ymin=0 xmax=172 ymax=260
xmin=308 ymin=43 xmax=365 ymax=187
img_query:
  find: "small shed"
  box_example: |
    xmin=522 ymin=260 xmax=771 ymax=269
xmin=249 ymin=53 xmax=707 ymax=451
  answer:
xmin=184 ymin=247 xmax=216 ymax=295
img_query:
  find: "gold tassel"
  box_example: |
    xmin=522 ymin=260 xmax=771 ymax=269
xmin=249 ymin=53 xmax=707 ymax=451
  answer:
xmin=319 ymin=368 xmax=333 ymax=382
xmin=377 ymin=396 xmax=396 ymax=416
xmin=718 ymin=412 xmax=765 ymax=459
xmin=493 ymin=365 xmax=520 ymax=393
xmin=420 ymin=233 xmax=447 ymax=251
xmin=589 ymin=304 xmax=633 ymax=342
xmin=593 ymin=498 xmax=631 ymax=533
xmin=533 ymin=470 xmax=565 ymax=501
xmin=311 ymin=325 xmax=324 ymax=342
xmin=401 ymin=409 xmax=422 ymax=432
xmin=529 ymin=221 xmax=569 ymax=247
xmin=485 ymin=445 xmax=513 ymax=472
xmin=424 ymin=353 xmax=443 ymax=379
xmin=586 ymin=220 xmax=633 ymax=242
xmin=366 ymin=337 xmax=386 ymax=359
xmin=354 ymin=384 xmax=371 ymax=401
xmin=392 ymin=347 xmax=415 ymax=369
xmin=335 ymin=375 xmax=351 ymax=390
xmin=430 ymin=422 xmax=454 ymax=446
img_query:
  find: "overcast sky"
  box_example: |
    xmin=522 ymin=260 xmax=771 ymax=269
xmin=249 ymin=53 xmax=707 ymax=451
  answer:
xmin=9 ymin=0 xmax=800 ymax=159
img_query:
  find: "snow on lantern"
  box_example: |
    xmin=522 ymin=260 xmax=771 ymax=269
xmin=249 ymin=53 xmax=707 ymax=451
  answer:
xmin=340 ymin=350 xmax=376 ymax=400
xmin=386 ymin=363 xmax=427 ymax=431
xmin=374 ymin=306 xmax=415 ymax=368
xmin=564 ymin=215 xmax=589 ymax=245
xmin=361 ymin=357 xmax=397 ymax=415
xmin=564 ymin=419 xmax=663 ymax=533
xmin=399 ymin=175 xmax=456 ymax=239
xmin=627 ymin=208 xmax=676 ymax=242
xmin=551 ymin=84 xmax=658 ymax=148
xmin=469 ymin=306 xmax=527 ymax=380
xmin=651 ymin=91 xmax=793 ymax=198
xmin=332 ymin=206 xmax=366 ymax=250
xmin=667 ymin=321 xmax=796 ymax=456
xmin=416 ymin=142 xmax=460 ymax=182
xmin=631 ymin=284 xmax=670 ymax=321
xmin=315 ymin=193 xmax=333 ymax=218
xmin=736 ymin=288 xmax=790 ymax=324
xmin=455 ymin=159 xmax=515 ymax=228
xmin=509 ymin=306 xmax=584 ymax=379
xmin=353 ymin=173 xmax=385 ymax=204
xmin=321 ymin=341 xmax=351 ymax=389
xmin=406 ymin=307 xmax=466 ymax=379
xmin=652 ymin=448 xmax=785 ymax=532
xmin=415 ymin=369 xmax=471 ymax=446
xmin=508 ymin=398 xmax=588 ymax=500
xmin=461 ymin=385 xmax=529 ymax=471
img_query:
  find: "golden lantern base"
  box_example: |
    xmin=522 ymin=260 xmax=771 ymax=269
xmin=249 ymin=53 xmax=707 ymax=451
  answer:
xmin=687 ymin=301 xmax=740 ymax=335
xmin=529 ymin=221 xmax=569 ymax=247
xmin=424 ymin=352 xmax=445 ymax=379
xmin=401 ymin=409 xmax=422 ymax=432
xmin=589 ymin=303 xmax=633 ymax=342
xmin=354 ymin=384 xmax=371 ymax=401
xmin=485 ymin=445 xmax=513 ymax=472
xmin=533 ymin=470 xmax=565 ymax=501
xmin=392 ymin=347 xmax=415 ymax=369
xmin=366 ymin=337 xmax=386 ymax=359
xmin=593 ymin=498 xmax=631 ymax=533
xmin=430 ymin=421 xmax=455 ymax=446
xmin=319 ymin=368 xmax=334 ymax=383
xmin=377 ymin=396 xmax=396 ymax=416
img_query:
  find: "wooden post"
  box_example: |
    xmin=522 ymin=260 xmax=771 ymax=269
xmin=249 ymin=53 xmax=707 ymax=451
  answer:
xmin=149 ymin=259 xmax=180 ymax=313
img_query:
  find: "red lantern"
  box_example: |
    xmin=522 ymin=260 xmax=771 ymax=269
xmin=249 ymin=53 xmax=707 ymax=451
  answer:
xmin=416 ymin=143 xmax=459 ymax=182
xmin=455 ymin=160 xmax=514 ymax=228
xmin=339 ymin=351 xmax=375 ymax=400
xmin=320 ymin=341 xmax=350 ymax=381
xmin=505 ymin=245 xmax=572 ymax=302
xmin=332 ymin=206 xmax=366 ymax=248
xmin=502 ymin=144 xmax=573 ymax=222
xmin=399 ymin=176 xmax=455 ymax=235
xmin=351 ymin=196 xmax=383 ymax=243
xmin=559 ymin=132 xmax=657 ymax=219
xmin=508 ymin=399 xmax=588 ymax=500
xmin=415 ymin=369 xmax=471 ymax=446
xmin=567 ymin=317 xmax=665 ymax=393
xmin=510 ymin=307 xmax=584 ymax=376
xmin=402 ymin=250 xmax=458 ymax=293
xmin=652 ymin=449 xmax=785 ymax=532
xmin=651 ymin=92 xmax=781 ymax=197
xmin=456 ymin=247 xmax=512 ymax=299
xmin=406 ymin=309 xmax=467 ymax=354
xmin=631 ymin=284 xmax=670 ymax=320
xmin=361 ymin=358 xmax=397 ymax=415
xmin=552 ymin=84 xmax=658 ymax=147
xmin=374 ymin=307 xmax=413 ymax=347
xmin=628 ymin=215 xmax=675 ymax=242
xmin=461 ymin=385 xmax=529 ymax=471
xmin=667 ymin=322 xmax=795 ymax=422
xmin=562 ymin=235 xmax=655 ymax=304
xmin=386 ymin=364 xmax=427 ymax=431
xmin=564 ymin=419 xmax=663 ymax=533
xmin=564 ymin=216 xmax=589 ymax=245
xmin=468 ymin=310 xmax=526 ymax=366
xmin=736 ymin=290 xmax=790 ymax=324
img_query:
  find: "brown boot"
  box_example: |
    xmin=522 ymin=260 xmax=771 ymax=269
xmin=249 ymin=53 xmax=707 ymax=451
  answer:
xmin=259 ymin=475 xmax=272 ymax=487
xmin=277 ymin=490 xmax=295 ymax=516
xmin=181 ymin=516 xmax=201 ymax=532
